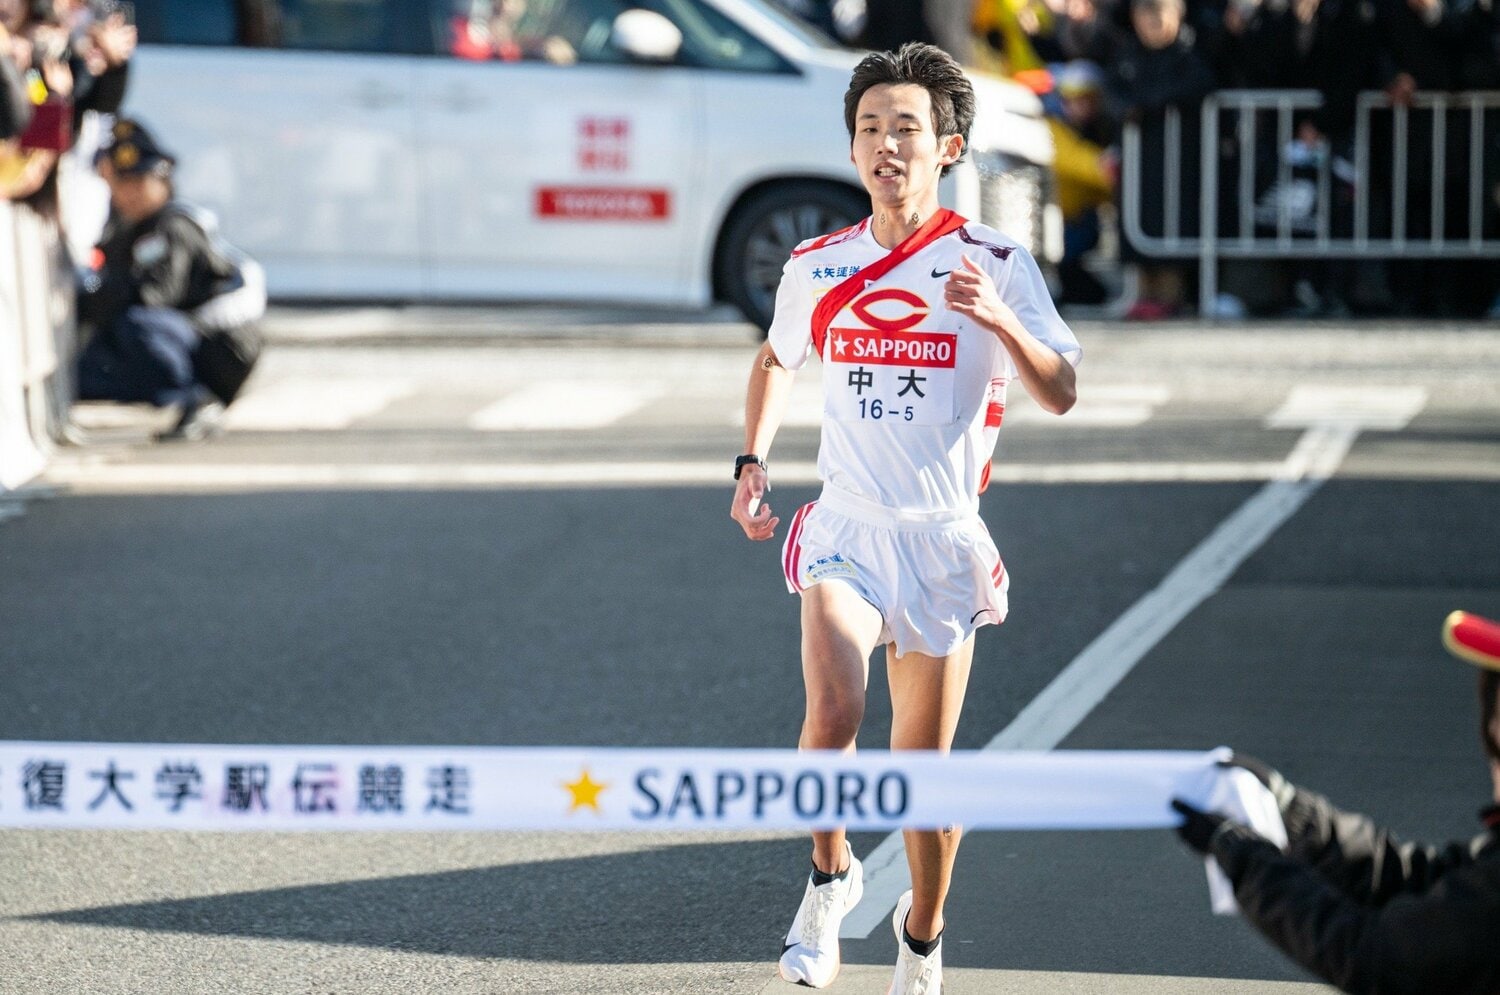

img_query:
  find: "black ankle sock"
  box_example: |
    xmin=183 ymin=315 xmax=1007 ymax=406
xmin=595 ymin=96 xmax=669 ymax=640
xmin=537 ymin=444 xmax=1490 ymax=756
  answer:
xmin=902 ymin=922 xmax=942 ymax=957
xmin=809 ymin=860 xmax=848 ymax=886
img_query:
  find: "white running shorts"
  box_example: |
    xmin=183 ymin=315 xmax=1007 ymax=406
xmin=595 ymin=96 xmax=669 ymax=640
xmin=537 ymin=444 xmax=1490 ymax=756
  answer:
xmin=781 ymin=489 xmax=1009 ymax=658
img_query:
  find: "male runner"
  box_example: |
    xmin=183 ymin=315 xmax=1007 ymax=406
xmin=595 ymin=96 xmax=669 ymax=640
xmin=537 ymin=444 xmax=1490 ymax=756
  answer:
xmin=729 ymin=43 xmax=1081 ymax=993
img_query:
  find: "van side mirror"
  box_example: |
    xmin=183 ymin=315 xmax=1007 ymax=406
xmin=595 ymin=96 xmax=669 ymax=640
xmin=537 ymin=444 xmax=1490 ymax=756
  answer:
xmin=611 ymin=9 xmax=683 ymax=62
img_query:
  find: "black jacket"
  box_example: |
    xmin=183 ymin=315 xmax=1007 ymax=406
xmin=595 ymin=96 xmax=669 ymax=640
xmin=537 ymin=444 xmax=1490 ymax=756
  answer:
xmin=78 ymin=203 xmax=237 ymax=329
xmin=1215 ymin=787 xmax=1500 ymax=995
xmin=78 ymin=201 xmax=263 ymax=402
xmin=1373 ymin=0 xmax=1467 ymax=89
xmin=1220 ymin=0 xmax=1381 ymax=141
xmin=1106 ymin=31 xmax=1217 ymax=256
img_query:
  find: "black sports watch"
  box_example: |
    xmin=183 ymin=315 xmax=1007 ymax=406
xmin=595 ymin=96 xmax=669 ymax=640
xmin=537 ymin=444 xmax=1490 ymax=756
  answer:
xmin=734 ymin=454 xmax=768 ymax=480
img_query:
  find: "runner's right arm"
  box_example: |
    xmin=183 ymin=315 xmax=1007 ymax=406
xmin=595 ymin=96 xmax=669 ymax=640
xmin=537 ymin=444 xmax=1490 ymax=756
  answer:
xmin=731 ymin=341 xmax=796 ymax=541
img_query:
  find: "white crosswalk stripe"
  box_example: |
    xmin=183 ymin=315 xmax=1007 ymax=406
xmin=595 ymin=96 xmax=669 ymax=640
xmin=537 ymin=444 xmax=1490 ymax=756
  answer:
xmin=1266 ymin=384 xmax=1428 ymax=430
xmin=468 ymin=382 xmax=666 ymax=431
xmin=223 ymin=377 xmax=416 ymax=431
xmin=732 ymin=378 xmax=827 ymax=428
xmin=1005 ymin=385 xmax=1171 ymax=426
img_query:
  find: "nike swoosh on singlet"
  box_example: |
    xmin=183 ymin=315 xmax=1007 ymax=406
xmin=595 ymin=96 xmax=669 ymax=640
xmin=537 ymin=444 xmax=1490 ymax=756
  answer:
xmin=931 ymin=267 xmax=953 ymax=278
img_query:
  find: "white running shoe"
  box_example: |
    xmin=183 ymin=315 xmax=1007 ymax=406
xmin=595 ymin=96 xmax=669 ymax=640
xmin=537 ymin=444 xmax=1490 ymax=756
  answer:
xmin=777 ymin=841 xmax=864 ymax=988
xmin=887 ymin=889 xmax=943 ymax=995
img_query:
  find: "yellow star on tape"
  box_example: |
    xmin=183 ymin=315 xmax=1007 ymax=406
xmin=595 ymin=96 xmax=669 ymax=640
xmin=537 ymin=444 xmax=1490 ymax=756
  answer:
xmin=563 ymin=768 xmax=608 ymax=814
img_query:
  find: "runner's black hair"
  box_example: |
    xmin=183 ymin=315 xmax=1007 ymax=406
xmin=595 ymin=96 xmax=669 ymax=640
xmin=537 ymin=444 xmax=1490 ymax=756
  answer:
xmin=843 ymin=42 xmax=975 ymax=178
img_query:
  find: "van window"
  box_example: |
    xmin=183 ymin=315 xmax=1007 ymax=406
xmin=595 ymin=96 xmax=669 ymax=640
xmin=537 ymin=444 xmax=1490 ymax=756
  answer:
xmin=427 ymin=0 xmax=790 ymax=71
xmin=651 ymin=0 xmax=791 ymax=72
xmin=275 ymin=0 xmax=405 ymax=52
xmin=135 ymin=0 xmax=414 ymax=54
xmin=135 ymin=0 xmax=238 ymax=45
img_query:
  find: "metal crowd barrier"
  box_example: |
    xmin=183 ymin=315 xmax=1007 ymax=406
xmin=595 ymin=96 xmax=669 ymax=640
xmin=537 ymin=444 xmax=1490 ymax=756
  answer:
xmin=1121 ymin=89 xmax=1500 ymax=316
xmin=0 ymin=198 xmax=73 ymax=493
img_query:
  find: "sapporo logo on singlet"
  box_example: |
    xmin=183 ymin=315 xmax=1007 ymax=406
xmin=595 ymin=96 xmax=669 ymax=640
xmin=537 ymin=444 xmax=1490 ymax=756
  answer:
xmin=826 ymin=287 xmax=957 ymax=425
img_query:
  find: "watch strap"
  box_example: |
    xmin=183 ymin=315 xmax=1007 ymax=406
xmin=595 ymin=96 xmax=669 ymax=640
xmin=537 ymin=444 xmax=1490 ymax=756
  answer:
xmin=734 ymin=454 xmax=767 ymax=479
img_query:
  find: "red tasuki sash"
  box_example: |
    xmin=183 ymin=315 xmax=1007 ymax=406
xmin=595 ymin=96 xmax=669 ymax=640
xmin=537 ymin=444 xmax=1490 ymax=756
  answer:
xmin=809 ymin=208 xmax=967 ymax=359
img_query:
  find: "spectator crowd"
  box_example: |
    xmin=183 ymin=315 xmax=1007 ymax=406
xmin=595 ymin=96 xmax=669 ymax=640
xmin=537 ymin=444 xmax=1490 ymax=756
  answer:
xmin=781 ymin=0 xmax=1500 ymax=317
xmin=2 ymin=0 xmax=133 ymax=218
xmin=3 ymin=0 xmax=262 ymax=444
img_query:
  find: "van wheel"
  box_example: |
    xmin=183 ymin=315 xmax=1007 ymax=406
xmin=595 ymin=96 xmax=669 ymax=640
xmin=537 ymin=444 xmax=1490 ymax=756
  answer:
xmin=717 ymin=182 xmax=867 ymax=333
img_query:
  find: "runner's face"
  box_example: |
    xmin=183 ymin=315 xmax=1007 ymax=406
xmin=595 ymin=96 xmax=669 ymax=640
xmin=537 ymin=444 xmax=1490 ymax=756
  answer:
xmin=851 ymin=83 xmax=962 ymax=212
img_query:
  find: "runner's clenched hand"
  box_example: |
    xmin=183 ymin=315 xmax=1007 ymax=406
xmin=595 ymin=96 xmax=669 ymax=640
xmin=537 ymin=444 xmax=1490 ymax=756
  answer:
xmin=731 ymin=464 xmax=779 ymax=541
xmin=943 ymin=254 xmax=1019 ymax=337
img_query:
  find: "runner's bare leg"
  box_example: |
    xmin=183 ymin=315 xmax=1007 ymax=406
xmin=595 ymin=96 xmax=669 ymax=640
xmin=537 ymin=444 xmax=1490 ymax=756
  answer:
xmin=800 ymin=579 xmax=884 ymax=873
xmin=888 ymin=637 xmax=975 ymax=940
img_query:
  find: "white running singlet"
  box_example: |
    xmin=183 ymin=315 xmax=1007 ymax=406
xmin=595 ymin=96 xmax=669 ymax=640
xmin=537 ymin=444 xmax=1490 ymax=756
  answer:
xmin=767 ymin=216 xmax=1081 ymax=517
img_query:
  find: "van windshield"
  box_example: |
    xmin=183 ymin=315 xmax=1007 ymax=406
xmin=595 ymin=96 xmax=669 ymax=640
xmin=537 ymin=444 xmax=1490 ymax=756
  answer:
xmin=733 ymin=0 xmax=845 ymax=50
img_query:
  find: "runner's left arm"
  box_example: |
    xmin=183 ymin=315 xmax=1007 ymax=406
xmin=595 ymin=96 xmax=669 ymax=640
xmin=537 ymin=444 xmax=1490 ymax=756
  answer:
xmin=943 ymin=253 xmax=1077 ymax=415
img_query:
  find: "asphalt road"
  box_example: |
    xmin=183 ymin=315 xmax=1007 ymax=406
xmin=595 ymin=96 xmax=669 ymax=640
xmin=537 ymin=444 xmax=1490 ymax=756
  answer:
xmin=2 ymin=314 xmax=1498 ymax=994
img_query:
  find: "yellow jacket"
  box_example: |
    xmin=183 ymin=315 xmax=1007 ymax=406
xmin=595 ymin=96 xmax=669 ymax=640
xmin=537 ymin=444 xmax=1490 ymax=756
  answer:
xmin=972 ymin=0 xmax=1051 ymax=74
xmin=1049 ymin=119 xmax=1113 ymax=220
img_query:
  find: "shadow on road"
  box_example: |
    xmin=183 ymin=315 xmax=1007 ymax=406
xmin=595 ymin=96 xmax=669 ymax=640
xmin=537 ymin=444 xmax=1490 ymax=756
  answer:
xmin=25 ymin=838 xmax=809 ymax=963
xmin=21 ymin=830 xmax=1306 ymax=983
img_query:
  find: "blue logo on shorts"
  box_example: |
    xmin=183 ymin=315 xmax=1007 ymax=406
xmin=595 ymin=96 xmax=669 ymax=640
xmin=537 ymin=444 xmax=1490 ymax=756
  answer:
xmin=805 ymin=553 xmax=857 ymax=583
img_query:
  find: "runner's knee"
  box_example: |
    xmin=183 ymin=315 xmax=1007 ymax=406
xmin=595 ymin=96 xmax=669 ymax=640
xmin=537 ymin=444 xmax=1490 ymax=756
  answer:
xmin=802 ymin=694 xmax=864 ymax=748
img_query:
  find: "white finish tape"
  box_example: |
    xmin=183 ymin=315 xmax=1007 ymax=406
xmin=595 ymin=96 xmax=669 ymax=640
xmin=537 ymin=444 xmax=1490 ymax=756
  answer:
xmin=0 ymin=743 xmax=1226 ymax=833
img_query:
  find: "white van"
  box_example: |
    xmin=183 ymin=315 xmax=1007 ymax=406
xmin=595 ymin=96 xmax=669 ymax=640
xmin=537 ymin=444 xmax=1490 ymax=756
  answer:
xmin=125 ymin=0 xmax=1056 ymax=328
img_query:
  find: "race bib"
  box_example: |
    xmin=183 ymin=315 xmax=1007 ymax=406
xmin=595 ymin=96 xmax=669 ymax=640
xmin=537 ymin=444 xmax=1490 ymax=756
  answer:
xmin=822 ymin=288 xmax=957 ymax=427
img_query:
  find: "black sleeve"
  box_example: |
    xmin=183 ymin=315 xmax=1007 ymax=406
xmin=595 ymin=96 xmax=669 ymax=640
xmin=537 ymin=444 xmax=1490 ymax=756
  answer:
xmin=79 ymin=215 xmax=213 ymax=324
xmin=1123 ymin=48 xmax=1217 ymax=113
xmin=76 ymin=61 xmax=129 ymax=116
xmin=135 ymin=215 xmax=212 ymax=311
xmin=0 ymin=51 xmax=33 ymax=140
xmin=1226 ymin=839 xmax=1500 ymax=995
xmin=1277 ymin=787 xmax=1478 ymax=903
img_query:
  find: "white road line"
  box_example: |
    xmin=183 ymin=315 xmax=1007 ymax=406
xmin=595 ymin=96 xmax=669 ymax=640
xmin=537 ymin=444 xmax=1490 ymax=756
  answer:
xmin=41 ymin=460 xmax=1309 ymax=493
xmin=839 ymin=385 xmax=1424 ymax=938
xmin=223 ymin=377 xmax=416 ymax=431
xmin=469 ymin=383 xmax=664 ymax=431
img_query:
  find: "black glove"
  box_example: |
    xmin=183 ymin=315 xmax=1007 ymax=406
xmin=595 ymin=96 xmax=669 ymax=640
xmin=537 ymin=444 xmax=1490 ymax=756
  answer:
xmin=1172 ymin=797 xmax=1226 ymax=854
xmin=1218 ymin=753 xmax=1296 ymax=812
xmin=1171 ymin=798 xmax=1275 ymax=884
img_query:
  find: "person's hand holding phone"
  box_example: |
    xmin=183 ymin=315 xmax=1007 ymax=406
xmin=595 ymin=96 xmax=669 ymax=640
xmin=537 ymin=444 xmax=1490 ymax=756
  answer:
xmin=89 ymin=13 xmax=138 ymax=70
